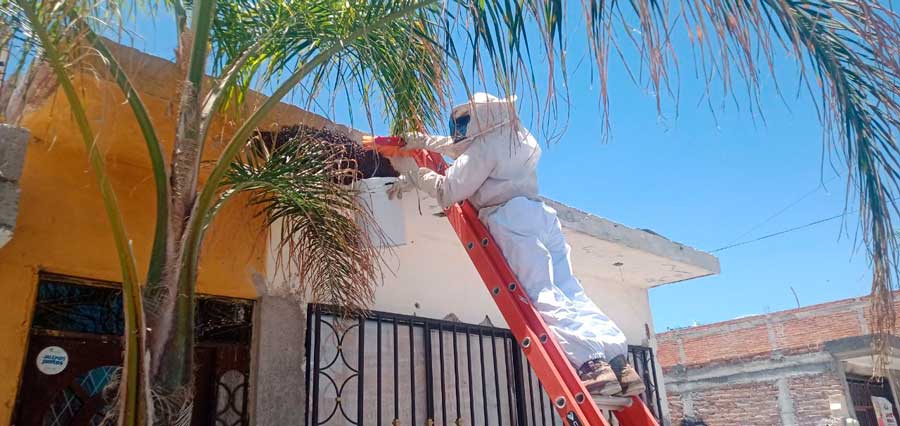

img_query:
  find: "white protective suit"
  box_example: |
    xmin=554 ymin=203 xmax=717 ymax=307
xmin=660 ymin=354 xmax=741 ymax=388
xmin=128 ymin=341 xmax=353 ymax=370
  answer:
xmin=398 ymin=93 xmax=628 ymax=367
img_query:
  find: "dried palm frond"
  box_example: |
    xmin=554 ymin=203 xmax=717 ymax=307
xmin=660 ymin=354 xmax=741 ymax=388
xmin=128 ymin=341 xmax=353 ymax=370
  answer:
xmin=221 ymin=128 xmax=384 ymax=313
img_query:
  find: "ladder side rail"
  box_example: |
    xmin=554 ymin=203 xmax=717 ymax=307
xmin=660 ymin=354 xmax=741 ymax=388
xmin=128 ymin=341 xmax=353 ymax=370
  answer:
xmin=450 ymin=202 xmax=611 ymax=426
xmin=395 ymin=143 xmax=660 ymax=426
xmin=460 ymin=200 xmax=660 ymax=426
xmin=445 ymin=202 xmax=608 ymax=426
xmin=613 ymin=397 xmax=660 ymax=426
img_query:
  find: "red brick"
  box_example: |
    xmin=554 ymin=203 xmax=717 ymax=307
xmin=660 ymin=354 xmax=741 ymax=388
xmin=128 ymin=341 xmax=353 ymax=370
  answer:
xmin=680 ymin=325 xmax=770 ymax=366
xmin=657 ymin=293 xmax=900 ymax=426
xmin=862 ymin=300 xmax=900 ymax=332
xmin=774 ymin=311 xmax=863 ymax=351
xmin=658 ymin=339 xmax=680 ymax=368
xmin=789 ymin=373 xmax=845 ymax=426
xmin=689 ymin=381 xmax=781 ymax=426
xmin=667 ymin=392 xmax=684 ymax=424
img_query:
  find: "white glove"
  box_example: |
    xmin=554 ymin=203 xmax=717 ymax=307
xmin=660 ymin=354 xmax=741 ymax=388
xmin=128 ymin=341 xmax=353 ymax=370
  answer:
xmin=386 ymin=174 xmax=414 ymax=200
xmin=389 ymin=156 xmax=419 ymax=175
xmin=401 ymin=132 xmax=455 ymax=153
xmin=414 ymin=167 xmax=442 ymax=201
xmin=386 ymin=168 xmax=444 ymax=202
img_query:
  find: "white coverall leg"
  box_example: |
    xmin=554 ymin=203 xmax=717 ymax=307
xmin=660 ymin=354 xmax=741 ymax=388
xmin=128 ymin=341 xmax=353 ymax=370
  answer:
xmin=484 ymin=197 xmax=628 ymax=368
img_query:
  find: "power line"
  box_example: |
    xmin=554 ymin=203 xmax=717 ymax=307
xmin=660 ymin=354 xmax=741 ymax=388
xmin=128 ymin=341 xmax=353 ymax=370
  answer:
xmin=723 ymin=174 xmax=840 ymax=246
xmin=710 ymin=211 xmax=850 ymax=253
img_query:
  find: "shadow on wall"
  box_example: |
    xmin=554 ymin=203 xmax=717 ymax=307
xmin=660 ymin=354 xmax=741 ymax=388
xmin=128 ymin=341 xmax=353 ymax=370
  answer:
xmin=682 ymin=417 xmax=708 ymax=426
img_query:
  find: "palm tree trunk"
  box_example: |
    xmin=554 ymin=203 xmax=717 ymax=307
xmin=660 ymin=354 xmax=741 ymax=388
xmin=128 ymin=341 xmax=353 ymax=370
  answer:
xmin=145 ymin=1 xmax=216 ymax=422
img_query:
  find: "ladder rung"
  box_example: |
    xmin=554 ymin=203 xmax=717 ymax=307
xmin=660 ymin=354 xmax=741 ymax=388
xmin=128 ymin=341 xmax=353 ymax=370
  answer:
xmin=593 ymin=396 xmax=634 ymax=411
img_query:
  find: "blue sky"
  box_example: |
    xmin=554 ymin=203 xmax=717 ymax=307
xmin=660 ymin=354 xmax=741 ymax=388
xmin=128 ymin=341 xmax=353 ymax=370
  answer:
xmin=542 ymin=61 xmax=872 ymax=331
xmin=125 ymin=6 xmax=872 ymax=332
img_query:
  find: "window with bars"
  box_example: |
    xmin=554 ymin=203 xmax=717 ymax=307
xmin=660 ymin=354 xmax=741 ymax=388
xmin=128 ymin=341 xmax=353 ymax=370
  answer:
xmin=32 ymin=276 xmax=254 ymax=343
xmin=305 ymin=304 xmax=663 ymax=426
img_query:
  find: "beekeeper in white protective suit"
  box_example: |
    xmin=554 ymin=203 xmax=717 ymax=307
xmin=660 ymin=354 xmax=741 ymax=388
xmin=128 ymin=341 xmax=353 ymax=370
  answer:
xmin=386 ymin=92 xmax=646 ymax=397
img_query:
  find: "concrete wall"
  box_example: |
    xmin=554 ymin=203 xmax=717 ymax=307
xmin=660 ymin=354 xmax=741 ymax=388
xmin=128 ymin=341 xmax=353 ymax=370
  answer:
xmin=0 ymin=125 xmax=27 ymax=248
xmin=250 ymin=290 xmax=308 ymax=426
xmin=372 ymin=195 xmax=657 ymax=347
xmin=258 ymin=193 xmax=669 ymax=424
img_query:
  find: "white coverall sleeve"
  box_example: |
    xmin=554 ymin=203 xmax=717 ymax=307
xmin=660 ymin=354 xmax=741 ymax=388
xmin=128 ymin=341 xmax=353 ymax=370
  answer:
xmin=401 ymin=132 xmax=457 ymax=155
xmin=420 ymin=142 xmax=495 ymax=209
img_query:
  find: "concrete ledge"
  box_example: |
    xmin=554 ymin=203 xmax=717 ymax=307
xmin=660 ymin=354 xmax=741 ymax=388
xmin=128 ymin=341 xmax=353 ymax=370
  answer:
xmin=665 ymin=352 xmax=835 ymax=393
xmin=542 ymin=197 xmax=720 ymax=280
xmin=824 ymin=334 xmax=900 ymax=357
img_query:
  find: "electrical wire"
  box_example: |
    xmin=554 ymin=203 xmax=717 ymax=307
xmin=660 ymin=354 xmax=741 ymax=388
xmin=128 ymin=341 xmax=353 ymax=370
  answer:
xmin=723 ymin=174 xmax=840 ymax=246
xmin=710 ymin=211 xmax=851 ymax=253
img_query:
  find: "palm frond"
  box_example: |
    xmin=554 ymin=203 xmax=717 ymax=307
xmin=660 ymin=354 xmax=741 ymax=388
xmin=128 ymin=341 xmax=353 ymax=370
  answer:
xmin=605 ymin=0 xmax=900 ymax=372
xmin=207 ymin=0 xmax=448 ymax=133
xmin=221 ymin=128 xmax=382 ymax=313
xmin=769 ymin=0 xmax=900 ymax=371
xmin=11 ymin=0 xmax=900 ymax=376
xmin=12 ymin=1 xmax=148 ymax=423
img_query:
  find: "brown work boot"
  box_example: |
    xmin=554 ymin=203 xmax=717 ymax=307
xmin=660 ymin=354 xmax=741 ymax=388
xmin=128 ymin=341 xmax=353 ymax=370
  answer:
xmin=609 ymin=355 xmax=646 ymax=397
xmin=578 ymin=359 xmax=622 ymax=396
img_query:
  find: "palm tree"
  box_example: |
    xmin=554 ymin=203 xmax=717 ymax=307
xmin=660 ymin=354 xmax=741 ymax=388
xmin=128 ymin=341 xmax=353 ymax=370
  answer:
xmin=2 ymin=0 xmax=900 ymax=425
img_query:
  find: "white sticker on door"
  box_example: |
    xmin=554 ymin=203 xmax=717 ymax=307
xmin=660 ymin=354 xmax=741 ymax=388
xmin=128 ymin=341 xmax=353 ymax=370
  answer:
xmin=36 ymin=346 xmax=68 ymax=375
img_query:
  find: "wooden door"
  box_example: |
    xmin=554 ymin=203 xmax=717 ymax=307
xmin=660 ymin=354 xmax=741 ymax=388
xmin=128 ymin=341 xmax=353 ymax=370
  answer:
xmin=15 ymin=332 xmax=122 ymax=426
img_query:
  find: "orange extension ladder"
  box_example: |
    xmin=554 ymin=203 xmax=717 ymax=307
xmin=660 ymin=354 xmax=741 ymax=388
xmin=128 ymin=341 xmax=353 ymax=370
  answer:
xmin=367 ymin=137 xmax=660 ymax=426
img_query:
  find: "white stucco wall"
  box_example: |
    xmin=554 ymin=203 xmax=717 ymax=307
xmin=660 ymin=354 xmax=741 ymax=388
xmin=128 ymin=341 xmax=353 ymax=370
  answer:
xmin=259 ymin=189 xmax=714 ymax=425
xmin=371 ymin=195 xmax=654 ymax=347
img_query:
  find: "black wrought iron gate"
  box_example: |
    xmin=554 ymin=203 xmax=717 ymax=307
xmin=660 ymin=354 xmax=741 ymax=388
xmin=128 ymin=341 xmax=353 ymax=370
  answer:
xmin=305 ymin=304 xmax=662 ymax=426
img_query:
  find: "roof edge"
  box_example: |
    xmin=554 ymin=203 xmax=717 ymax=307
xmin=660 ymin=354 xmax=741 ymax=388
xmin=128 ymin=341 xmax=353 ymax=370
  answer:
xmin=541 ymin=197 xmax=721 ymax=278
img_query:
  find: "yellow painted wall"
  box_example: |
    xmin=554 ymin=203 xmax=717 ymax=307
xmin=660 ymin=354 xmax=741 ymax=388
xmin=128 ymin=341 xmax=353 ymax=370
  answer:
xmin=0 ymin=42 xmax=342 ymax=422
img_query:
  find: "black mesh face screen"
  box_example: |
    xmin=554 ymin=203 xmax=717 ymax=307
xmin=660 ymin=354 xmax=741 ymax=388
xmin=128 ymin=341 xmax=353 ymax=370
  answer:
xmin=449 ymin=113 xmax=470 ymax=142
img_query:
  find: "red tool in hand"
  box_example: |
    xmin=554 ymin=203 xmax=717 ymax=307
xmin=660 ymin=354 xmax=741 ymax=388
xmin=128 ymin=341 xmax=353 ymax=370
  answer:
xmin=361 ymin=135 xmax=448 ymax=174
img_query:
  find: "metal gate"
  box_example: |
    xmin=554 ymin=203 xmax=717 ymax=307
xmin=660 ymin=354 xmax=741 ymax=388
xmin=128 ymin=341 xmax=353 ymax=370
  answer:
xmin=305 ymin=305 xmax=662 ymax=426
xmin=847 ymin=375 xmax=899 ymax=426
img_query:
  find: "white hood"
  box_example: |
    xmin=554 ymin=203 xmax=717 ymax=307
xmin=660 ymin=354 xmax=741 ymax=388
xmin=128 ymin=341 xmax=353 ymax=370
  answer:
xmin=424 ymin=91 xmax=539 ymax=214
xmin=451 ymin=92 xmax=519 ymax=140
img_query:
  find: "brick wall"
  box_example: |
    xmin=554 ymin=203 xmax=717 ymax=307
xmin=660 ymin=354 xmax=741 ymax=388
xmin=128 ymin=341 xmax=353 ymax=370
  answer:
xmin=658 ymin=294 xmax=900 ymax=426
xmin=688 ymin=382 xmax=781 ymax=425
xmin=789 ymin=373 xmax=846 ymax=426
xmin=666 ymin=372 xmax=845 ymax=426
xmin=667 ymin=393 xmax=684 ymax=423
xmin=863 ymin=300 xmax=900 ymax=332
xmin=658 ymin=339 xmax=681 ymax=367
xmin=773 ymin=310 xmax=862 ymax=351
xmin=680 ymin=324 xmax=770 ymax=366
xmin=658 ymin=294 xmax=900 ymax=370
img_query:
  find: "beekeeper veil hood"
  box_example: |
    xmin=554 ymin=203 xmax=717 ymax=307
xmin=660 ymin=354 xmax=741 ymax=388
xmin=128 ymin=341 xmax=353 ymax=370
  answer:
xmin=449 ymin=92 xmax=519 ymax=142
